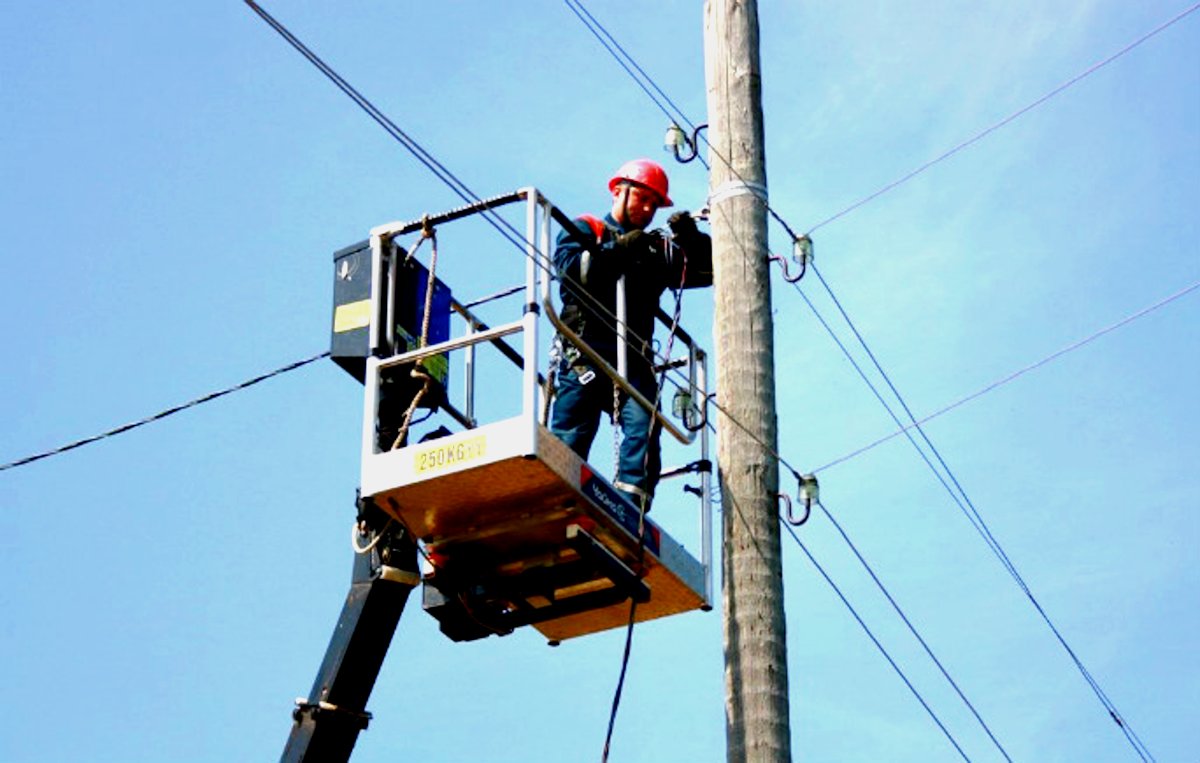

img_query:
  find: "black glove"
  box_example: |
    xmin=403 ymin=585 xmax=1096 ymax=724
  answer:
xmin=614 ymin=229 xmax=646 ymax=250
xmin=667 ymin=211 xmax=698 ymax=238
xmin=616 ymin=229 xmax=663 ymax=275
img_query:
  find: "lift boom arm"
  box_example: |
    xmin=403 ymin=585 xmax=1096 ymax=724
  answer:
xmin=280 ymin=507 xmax=419 ymax=763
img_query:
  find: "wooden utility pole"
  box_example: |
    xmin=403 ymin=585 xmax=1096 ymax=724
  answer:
xmin=704 ymin=1 xmax=792 ymax=761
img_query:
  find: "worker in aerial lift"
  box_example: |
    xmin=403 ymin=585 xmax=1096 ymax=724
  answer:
xmin=550 ymin=158 xmax=713 ymax=510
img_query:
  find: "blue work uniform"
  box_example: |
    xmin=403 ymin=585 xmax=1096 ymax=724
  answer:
xmin=549 ymin=213 xmax=712 ymax=509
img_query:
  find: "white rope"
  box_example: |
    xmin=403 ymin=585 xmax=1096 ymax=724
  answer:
xmin=350 ymin=519 xmax=395 ymax=555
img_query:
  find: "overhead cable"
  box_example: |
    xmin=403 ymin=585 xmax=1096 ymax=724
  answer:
xmin=800 ymin=263 xmax=1156 ymax=762
xmin=563 ymin=3 xmax=1171 ymax=758
xmin=245 ymin=5 xmax=1165 ymax=757
xmin=703 ymin=411 xmax=1007 ymax=757
xmin=564 ymin=0 xmax=806 ymax=243
xmin=246 ymin=0 xmax=706 ymax=416
xmin=238 ymin=5 xmax=1150 ymax=760
xmin=784 ymin=276 xmax=997 ymax=546
xmin=780 ymin=520 xmax=972 ymax=762
xmin=814 ymin=499 xmax=1013 ymax=761
xmin=814 ymin=278 xmax=1200 ymax=473
xmin=244 ymin=1 xmax=531 ymax=260
xmin=563 ymin=0 xmax=699 ymax=156
xmin=244 ymin=8 xmax=726 ymax=762
xmin=0 ymin=352 xmax=330 ymax=472
xmin=804 ymin=1 xmax=1200 ymax=235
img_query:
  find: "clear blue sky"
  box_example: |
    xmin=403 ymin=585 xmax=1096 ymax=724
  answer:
xmin=2 ymin=2 xmax=1197 ymax=761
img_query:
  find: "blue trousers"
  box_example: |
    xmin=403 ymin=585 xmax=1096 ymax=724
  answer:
xmin=549 ymin=361 xmax=661 ymax=510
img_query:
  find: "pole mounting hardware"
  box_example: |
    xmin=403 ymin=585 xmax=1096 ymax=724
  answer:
xmin=768 ymin=234 xmax=813 ymax=283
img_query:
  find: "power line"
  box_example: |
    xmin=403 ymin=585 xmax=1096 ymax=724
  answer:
xmin=704 ymin=398 xmax=1010 ymax=759
xmin=242 ymin=1 xmax=531 ymax=259
xmin=814 ymin=499 xmax=1014 ymax=761
xmin=788 ymin=271 xmax=1197 ymax=756
xmin=238 ymin=5 xmax=1179 ymax=758
xmin=783 ymin=276 xmax=997 ymax=546
xmin=563 ymin=0 xmax=689 ymax=139
xmin=558 ymin=2 xmax=823 ymax=492
xmin=14 ymin=3 xmax=1150 ymax=757
xmin=244 ymin=1 xmax=719 ymax=438
xmin=803 ymin=260 xmax=1032 ymax=558
xmin=799 ymin=262 xmax=1157 ymax=762
xmin=6 ymin=18 xmax=1172 ymax=757
xmin=0 ymin=352 xmax=330 ymax=472
xmin=248 ymin=0 xmax=773 ymax=505
xmin=804 ymin=1 xmax=1200 ymax=235
xmin=247 ymin=3 xmax=1174 ymax=758
xmin=562 ymin=4 xmax=1171 ymax=758
xmin=242 ymin=8 xmax=726 ymax=760
xmin=253 ymin=0 xmax=777 ymax=455
xmin=565 ymin=0 xmax=805 ymax=243
xmin=780 ymin=520 xmax=972 ymax=762
xmin=814 ymin=278 xmax=1200 ymax=473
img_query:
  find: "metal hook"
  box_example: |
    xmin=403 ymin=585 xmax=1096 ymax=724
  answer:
xmin=666 ymin=122 xmax=709 ymax=164
xmin=768 ymin=252 xmax=804 ymax=283
xmin=682 ymin=390 xmax=710 ymax=433
xmin=778 ymin=491 xmax=808 ymax=526
xmin=768 ymin=234 xmax=814 ymax=283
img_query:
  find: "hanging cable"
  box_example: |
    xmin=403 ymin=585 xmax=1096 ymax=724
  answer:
xmin=563 ymin=0 xmax=690 ymax=149
xmin=564 ymin=0 xmax=808 ymax=246
xmin=780 ymin=520 xmax=973 ymax=762
xmin=8 ymin=26 xmax=1165 ymax=757
xmin=710 ymin=420 xmax=1012 ymax=760
xmin=600 ymin=224 xmax=690 ymax=763
xmin=243 ymin=1 xmax=533 ymax=261
xmin=243 ymin=0 xmax=708 ymax=425
xmin=0 ymin=352 xmax=330 ymax=472
xmin=701 ymin=418 xmax=1004 ymax=761
xmin=567 ymin=4 xmax=1175 ymax=756
xmin=785 ymin=276 xmax=995 ymax=544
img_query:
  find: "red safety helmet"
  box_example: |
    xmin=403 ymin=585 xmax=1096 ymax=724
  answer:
xmin=608 ymin=158 xmax=672 ymax=207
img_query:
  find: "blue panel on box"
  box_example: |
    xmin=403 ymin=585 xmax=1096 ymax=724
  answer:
xmin=397 ymin=257 xmax=452 ymax=385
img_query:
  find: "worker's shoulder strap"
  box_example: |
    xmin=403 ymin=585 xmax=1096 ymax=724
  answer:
xmin=576 ymin=214 xmax=614 ymax=243
xmin=564 ymin=211 xmax=619 ymax=297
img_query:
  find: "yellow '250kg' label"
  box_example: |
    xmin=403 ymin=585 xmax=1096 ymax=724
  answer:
xmin=413 ymin=435 xmax=487 ymax=475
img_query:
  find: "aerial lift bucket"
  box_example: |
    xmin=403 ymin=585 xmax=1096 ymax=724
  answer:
xmin=338 ymin=188 xmax=713 ymax=642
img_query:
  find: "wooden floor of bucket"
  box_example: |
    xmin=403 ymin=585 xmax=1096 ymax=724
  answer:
xmin=364 ymin=419 xmax=707 ymax=641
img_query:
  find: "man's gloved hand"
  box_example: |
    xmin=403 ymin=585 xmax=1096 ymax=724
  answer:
xmin=614 ymin=229 xmax=646 ymax=250
xmin=615 ymin=228 xmax=664 ymax=274
xmin=667 ymin=211 xmax=698 ymax=238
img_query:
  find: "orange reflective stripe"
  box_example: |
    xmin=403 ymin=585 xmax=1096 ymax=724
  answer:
xmin=577 ymin=214 xmax=607 ymax=243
